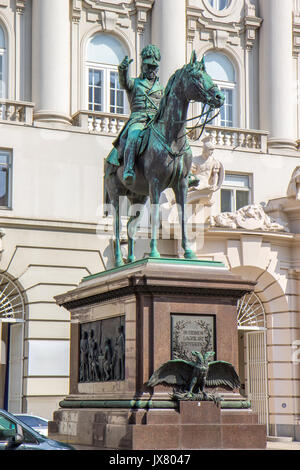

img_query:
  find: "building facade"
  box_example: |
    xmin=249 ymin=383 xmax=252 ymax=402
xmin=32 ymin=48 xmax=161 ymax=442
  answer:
xmin=0 ymin=0 xmax=300 ymax=440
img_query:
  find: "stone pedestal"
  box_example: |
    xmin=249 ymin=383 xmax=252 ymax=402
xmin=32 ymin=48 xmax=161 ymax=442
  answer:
xmin=49 ymin=258 xmax=266 ymax=449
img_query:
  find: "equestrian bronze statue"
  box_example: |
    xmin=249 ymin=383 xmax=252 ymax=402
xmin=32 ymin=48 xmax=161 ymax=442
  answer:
xmin=104 ymin=48 xmax=224 ymax=267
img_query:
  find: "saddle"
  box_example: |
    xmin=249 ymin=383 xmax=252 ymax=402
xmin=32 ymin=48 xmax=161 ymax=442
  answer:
xmin=106 ymin=127 xmax=151 ymax=168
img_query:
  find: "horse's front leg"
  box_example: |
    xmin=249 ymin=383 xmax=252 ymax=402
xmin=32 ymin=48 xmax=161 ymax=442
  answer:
xmin=127 ymin=196 xmax=148 ymax=263
xmin=174 ymin=178 xmax=197 ymax=260
xmin=149 ymin=177 xmax=161 ymax=258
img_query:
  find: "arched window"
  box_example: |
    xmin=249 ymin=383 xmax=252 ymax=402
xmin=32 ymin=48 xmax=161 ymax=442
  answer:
xmin=86 ymin=33 xmax=128 ymax=114
xmin=0 ymin=24 xmax=6 ymax=98
xmin=204 ymin=52 xmax=237 ymax=127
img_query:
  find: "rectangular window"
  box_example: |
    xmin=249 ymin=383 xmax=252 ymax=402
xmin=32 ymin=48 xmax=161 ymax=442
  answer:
xmin=221 ymin=174 xmax=251 ymax=213
xmin=0 ymin=150 xmax=12 ymax=209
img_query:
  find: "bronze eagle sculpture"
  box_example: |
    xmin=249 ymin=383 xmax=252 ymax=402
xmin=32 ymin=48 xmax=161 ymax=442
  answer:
xmin=146 ymin=351 xmax=240 ymax=400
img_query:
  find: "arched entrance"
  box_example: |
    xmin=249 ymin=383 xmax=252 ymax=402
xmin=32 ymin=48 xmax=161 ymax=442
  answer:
xmin=237 ymin=291 xmax=269 ymax=432
xmin=0 ymin=273 xmax=25 ymax=413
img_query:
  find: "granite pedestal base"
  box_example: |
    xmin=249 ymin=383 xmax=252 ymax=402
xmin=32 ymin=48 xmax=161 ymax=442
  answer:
xmin=49 ymin=401 xmax=266 ymax=450
xmin=49 ymin=258 xmax=266 ymax=450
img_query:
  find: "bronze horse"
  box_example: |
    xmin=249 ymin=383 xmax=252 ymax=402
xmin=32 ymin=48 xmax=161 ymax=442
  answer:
xmin=104 ymin=51 xmax=224 ymax=267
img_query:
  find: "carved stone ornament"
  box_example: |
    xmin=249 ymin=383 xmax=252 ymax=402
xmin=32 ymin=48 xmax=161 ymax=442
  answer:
xmin=187 ymin=0 xmax=262 ymax=50
xmin=16 ymin=0 xmax=27 ymax=13
xmin=210 ymin=204 xmax=290 ymax=232
xmin=287 ymin=166 xmax=300 ymax=200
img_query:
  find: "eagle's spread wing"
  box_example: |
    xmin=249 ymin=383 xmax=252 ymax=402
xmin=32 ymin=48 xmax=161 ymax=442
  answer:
xmin=146 ymin=360 xmax=195 ymax=388
xmin=206 ymin=361 xmax=240 ymax=390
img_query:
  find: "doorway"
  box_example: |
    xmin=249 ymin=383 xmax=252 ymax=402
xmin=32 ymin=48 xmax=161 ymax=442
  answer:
xmin=237 ymin=292 xmax=269 ymax=432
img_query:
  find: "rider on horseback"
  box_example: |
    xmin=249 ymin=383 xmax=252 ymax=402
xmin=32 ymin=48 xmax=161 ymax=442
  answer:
xmin=106 ymin=44 xmax=199 ymax=187
xmin=106 ymin=44 xmax=163 ymax=184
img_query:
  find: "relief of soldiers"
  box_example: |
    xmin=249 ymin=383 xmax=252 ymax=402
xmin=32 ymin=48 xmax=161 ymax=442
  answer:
xmin=79 ymin=330 xmax=89 ymax=382
xmin=90 ymin=341 xmax=100 ymax=382
xmin=103 ymin=337 xmax=113 ymax=381
xmin=113 ymin=325 xmax=125 ymax=381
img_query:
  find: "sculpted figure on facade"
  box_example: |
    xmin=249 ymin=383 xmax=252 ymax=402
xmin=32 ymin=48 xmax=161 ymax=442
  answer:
xmin=287 ymin=166 xmax=300 ymax=200
xmin=189 ymin=135 xmax=224 ymax=202
xmin=210 ymin=203 xmax=289 ymax=232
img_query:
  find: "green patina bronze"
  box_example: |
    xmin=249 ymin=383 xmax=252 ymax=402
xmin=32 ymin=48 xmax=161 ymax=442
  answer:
xmin=58 ymin=399 xmax=250 ymax=410
xmin=59 ymin=399 xmax=178 ymax=410
xmin=147 ymin=350 xmax=241 ymax=402
xmin=104 ymin=46 xmax=224 ymax=268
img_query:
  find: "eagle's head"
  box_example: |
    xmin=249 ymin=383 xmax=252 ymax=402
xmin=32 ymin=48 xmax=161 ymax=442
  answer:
xmin=191 ymin=350 xmax=215 ymax=371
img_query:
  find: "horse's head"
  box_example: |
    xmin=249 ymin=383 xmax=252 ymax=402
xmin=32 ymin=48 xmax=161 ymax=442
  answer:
xmin=183 ymin=51 xmax=225 ymax=109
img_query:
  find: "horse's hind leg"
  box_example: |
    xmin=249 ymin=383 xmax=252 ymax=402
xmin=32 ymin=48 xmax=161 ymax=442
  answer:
xmin=149 ymin=177 xmax=161 ymax=258
xmin=127 ymin=195 xmax=148 ymax=263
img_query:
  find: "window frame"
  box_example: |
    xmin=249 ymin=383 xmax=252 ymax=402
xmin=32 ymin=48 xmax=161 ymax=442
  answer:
xmin=86 ymin=60 xmax=128 ymax=115
xmin=220 ymin=173 xmax=252 ymax=213
xmin=208 ymin=79 xmax=236 ymax=128
xmin=0 ymin=149 xmax=12 ymax=210
xmin=202 ymin=52 xmax=238 ymax=128
xmin=0 ymin=25 xmax=7 ymax=99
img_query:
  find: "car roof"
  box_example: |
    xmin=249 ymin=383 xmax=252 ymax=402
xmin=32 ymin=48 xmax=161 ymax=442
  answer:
xmin=0 ymin=409 xmax=46 ymax=442
xmin=15 ymin=414 xmax=48 ymax=421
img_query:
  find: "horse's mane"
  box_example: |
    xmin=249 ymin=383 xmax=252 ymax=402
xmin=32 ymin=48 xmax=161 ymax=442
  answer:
xmin=153 ymin=66 xmax=187 ymax=123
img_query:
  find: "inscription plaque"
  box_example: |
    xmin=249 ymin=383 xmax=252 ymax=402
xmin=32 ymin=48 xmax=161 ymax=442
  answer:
xmin=171 ymin=314 xmax=215 ymax=361
xmin=79 ymin=316 xmax=125 ymax=383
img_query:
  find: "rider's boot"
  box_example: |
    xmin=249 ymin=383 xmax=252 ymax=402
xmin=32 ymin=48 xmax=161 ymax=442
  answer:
xmin=123 ymin=147 xmax=136 ymax=184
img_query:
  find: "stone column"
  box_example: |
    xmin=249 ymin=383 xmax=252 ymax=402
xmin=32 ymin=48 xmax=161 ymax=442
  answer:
xmin=259 ymin=0 xmax=296 ymax=151
xmin=32 ymin=0 xmax=71 ymax=125
xmin=151 ymin=0 xmax=186 ymax=86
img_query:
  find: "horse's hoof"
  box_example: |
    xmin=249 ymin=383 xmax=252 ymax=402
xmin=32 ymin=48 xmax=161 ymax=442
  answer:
xmin=115 ymin=259 xmax=124 ymax=267
xmin=184 ymin=249 xmax=197 ymax=260
xmin=149 ymin=251 xmax=161 ymax=259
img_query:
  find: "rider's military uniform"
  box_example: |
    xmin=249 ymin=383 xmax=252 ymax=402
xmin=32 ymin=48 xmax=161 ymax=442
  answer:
xmin=106 ymin=62 xmax=164 ymax=167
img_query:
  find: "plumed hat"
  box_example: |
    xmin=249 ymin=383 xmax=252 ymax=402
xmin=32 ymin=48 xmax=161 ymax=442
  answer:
xmin=141 ymin=44 xmax=161 ymax=66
